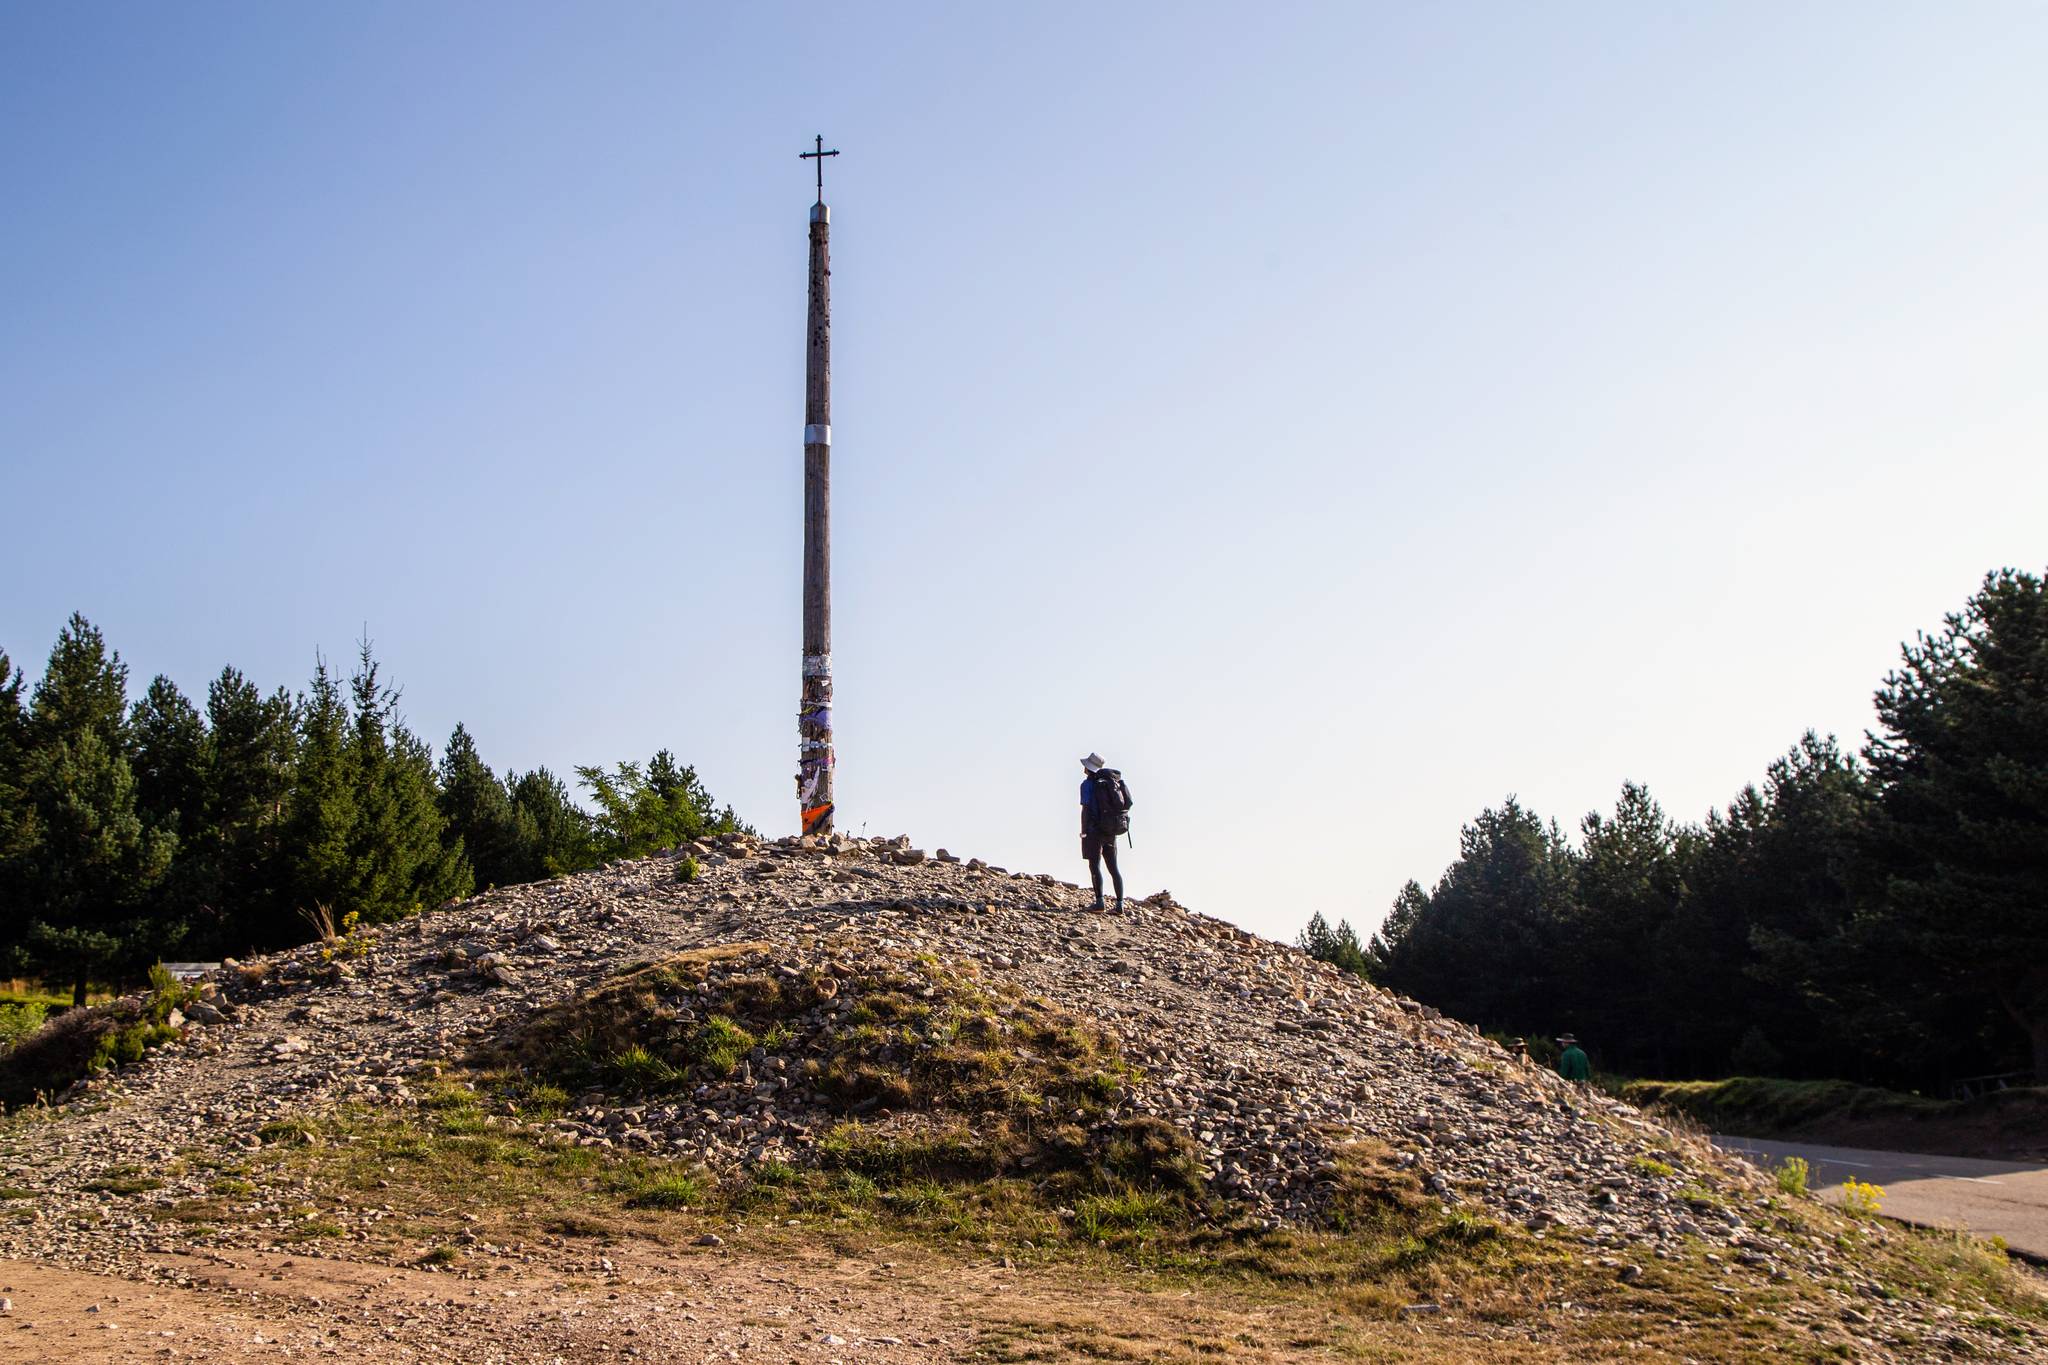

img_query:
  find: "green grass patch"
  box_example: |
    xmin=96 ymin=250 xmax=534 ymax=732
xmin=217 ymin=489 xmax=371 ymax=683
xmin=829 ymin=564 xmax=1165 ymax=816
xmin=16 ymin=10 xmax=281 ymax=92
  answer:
xmin=257 ymin=1118 xmax=321 ymax=1146
xmin=1075 ymin=1188 xmax=1173 ymax=1241
xmin=622 ymin=1172 xmax=707 ymax=1209
xmin=0 ymin=999 xmax=50 ymax=1049
xmin=1618 ymin=1076 xmax=1949 ymax=1133
xmin=690 ymin=1015 xmax=756 ymax=1077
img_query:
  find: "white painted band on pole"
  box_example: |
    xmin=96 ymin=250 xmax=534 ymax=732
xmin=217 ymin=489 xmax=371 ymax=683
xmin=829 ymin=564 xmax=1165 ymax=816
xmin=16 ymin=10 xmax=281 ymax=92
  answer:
xmin=804 ymin=424 xmax=831 ymax=446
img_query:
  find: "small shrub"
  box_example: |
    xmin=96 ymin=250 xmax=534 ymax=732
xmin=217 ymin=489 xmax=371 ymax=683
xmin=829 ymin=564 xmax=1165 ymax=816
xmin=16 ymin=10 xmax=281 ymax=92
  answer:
xmin=1441 ymin=1208 xmax=1500 ymax=1242
xmin=816 ymin=1121 xmax=996 ymax=1180
xmin=624 ymin=1172 xmax=706 ymax=1209
xmin=689 ymin=1016 xmax=756 ymax=1077
xmin=506 ymin=1081 xmax=571 ymax=1120
xmin=1775 ymin=1156 xmax=1811 ymax=1198
xmin=436 ymin=1108 xmax=489 ymax=1137
xmin=1630 ymin=1155 xmax=1676 ymax=1179
xmin=258 ymin=1118 xmax=321 ymax=1146
xmin=1677 ymin=1183 xmax=1725 ymax=1211
xmin=884 ymin=1180 xmax=958 ymax=1217
xmin=0 ymin=1001 xmax=48 ymax=1048
xmin=831 ymin=1171 xmax=878 ymax=1205
xmin=675 ymin=856 xmax=701 ymax=883
xmin=1840 ymin=1178 xmax=1885 ymax=1217
xmin=1075 ymin=1189 xmax=1173 ymax=1241
xmin=603 ymin=1045 xmax=687 ymax=1094
xmin=417 ymin=1245 xmax=460 ymax=1266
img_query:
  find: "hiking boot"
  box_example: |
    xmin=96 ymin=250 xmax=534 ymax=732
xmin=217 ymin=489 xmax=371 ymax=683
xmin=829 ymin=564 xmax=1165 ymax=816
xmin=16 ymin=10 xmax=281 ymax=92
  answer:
xmin=1091 ymin=896 xmax=1106 ymax=912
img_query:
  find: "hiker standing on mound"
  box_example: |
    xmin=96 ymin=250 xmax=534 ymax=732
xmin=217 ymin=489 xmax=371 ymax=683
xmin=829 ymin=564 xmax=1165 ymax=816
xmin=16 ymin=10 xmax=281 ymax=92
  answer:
xmin=1555 ymin=1034 xmax=1592 ymax=1083
xmin=1079 ymin=753 xmax=1132 ymax=913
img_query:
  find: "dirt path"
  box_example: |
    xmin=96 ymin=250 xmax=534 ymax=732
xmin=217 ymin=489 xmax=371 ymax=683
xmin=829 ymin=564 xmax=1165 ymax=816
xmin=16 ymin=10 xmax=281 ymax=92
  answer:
xmin=0 ymin=1243 xmax=976 ymax=1363
xmin=0 ymin=1240 xmax=1511 ymax=1364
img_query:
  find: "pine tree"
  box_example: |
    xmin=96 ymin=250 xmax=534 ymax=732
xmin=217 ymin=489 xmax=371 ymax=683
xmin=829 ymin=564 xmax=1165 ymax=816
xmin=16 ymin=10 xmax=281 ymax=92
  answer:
xmin=377 ymin=724 xmax=470 ymax=915
xmin=1297 ymin=912 xmax=1372 ymax=979
xmin=199 ymin=667 xmax=297 ymax=952
xmin=1862 ymin=568 xmax=2048 ymax=1080
xmin=13 ymin=618 xmax=175 ymax=1002
xmin=438 ymin=724 xmax=522 ymax=889
xmin=1733 ymin=734 xmax=1876 ymax=1079
xmin=0 ymin=648 xmax=31 ymax=965
xmin=507 ymin=767 xmax=595 ymax=878
xmin=27 ymin=614 xmax=129 ymax=751
xmin=130 ymin=676 xmax=208 ymax=836
xmin=284 ymin=645 xmax=471 ymax=928
xmin=129 ymin=675 xmax=209 ymax=947
xmin=1572 ymin=782 xmax=1682 ymax=1072
xmin=1376 ymin=799 xmax=1579 ymax=1035
xmin=329 ymin=644 xmax=470 ymax=922
xmin=283 ymin=656 xmax=358 ymax=929
xmin=1368 ymin=880 xmax=1428 ymax=981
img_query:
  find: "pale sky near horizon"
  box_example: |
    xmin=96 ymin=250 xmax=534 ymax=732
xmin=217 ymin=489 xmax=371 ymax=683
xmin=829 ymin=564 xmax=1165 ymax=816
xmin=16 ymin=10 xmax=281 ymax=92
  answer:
xmin=4 ymin=4 xmax=2045 ymax=944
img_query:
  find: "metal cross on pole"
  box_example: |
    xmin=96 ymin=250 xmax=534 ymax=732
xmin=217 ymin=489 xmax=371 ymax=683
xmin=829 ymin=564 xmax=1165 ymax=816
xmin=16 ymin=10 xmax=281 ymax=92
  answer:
xmin=799 ymin=134 xmax=839 ymax=202
xmin=796 ymin=135 xmax=839 ymax=836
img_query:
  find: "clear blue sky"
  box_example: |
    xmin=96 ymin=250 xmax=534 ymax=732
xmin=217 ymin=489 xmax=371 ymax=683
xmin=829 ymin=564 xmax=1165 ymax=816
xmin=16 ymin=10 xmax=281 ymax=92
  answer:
xmin=5 ymin=4 xmax=2045 ymax=941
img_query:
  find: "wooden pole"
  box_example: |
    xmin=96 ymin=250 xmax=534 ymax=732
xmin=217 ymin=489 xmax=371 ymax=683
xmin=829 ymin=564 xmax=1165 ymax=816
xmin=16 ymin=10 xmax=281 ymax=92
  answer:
xmin=797 ymin=187 xmax=835 ymax=834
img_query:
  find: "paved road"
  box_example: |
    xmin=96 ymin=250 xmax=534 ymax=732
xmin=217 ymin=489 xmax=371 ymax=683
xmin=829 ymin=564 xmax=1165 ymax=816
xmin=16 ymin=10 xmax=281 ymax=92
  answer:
xmin=1716 ymin=1135 xmax=2048 ymax=1261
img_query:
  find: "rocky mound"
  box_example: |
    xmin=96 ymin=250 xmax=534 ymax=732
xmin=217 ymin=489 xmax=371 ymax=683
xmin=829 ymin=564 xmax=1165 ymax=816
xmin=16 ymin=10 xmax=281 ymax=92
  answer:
xmin=2 ymin=829 xmax=2043 ymax=1360
xmin=473 ymin=937 xmax=1205 ymax=1204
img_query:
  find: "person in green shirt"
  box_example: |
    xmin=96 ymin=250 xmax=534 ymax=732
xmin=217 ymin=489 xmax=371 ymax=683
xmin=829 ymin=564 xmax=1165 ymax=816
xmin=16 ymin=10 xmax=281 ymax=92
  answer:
xmin=1555 ymin=1034 xmax=1592 ymax=1082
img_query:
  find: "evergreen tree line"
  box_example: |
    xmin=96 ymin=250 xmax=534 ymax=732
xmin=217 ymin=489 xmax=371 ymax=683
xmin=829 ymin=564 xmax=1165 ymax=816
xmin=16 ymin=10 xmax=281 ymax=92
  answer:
xmin=0 ymin=614 xmax=748 ymax=1003
xmin=1301 ymin=568 xmax=2048 ymax=1089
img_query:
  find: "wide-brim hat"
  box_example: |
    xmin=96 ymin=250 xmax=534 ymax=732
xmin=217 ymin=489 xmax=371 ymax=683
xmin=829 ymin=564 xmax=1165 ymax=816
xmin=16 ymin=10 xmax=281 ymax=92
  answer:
xmin=1081 ymin=753 xmax=1106 ymax=772
xmin=1556 ymin=1034 xmax=1578 ymax=1045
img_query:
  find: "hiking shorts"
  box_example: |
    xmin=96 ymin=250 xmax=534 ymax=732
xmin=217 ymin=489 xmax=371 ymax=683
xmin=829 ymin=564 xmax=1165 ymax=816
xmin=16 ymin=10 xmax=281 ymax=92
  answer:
xmin=1082 ymin=831 xmax=1120 ymax=859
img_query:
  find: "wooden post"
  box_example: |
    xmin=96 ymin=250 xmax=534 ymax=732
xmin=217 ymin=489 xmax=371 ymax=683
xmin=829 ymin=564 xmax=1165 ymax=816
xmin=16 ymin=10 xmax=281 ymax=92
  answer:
xmin=797 ymin=181 xmax=835 ymax=835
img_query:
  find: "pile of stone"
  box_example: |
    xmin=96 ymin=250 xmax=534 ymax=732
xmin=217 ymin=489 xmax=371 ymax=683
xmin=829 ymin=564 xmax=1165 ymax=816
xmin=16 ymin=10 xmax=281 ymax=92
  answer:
xmin=481 ymin=936 xmax=1159 ymax=1190
xmin=0 ymin=829 xmax=2030 ymax=1358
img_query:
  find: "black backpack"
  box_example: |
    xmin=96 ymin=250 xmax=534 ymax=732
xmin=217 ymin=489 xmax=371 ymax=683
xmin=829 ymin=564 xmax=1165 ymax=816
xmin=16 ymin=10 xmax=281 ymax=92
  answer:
xmin=1090 ymin=769 xmax=1132 ymax=836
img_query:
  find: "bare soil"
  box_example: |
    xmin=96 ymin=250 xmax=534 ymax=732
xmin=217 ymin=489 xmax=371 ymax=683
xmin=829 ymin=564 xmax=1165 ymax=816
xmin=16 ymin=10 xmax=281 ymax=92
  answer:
xmin=0 ymin=1239 xmax=1553 ymax=1364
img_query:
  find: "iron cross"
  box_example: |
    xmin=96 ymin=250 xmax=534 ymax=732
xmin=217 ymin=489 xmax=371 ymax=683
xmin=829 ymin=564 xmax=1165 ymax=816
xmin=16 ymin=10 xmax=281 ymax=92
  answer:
xmin=799 ymin=134 xmax=839 ymax=199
